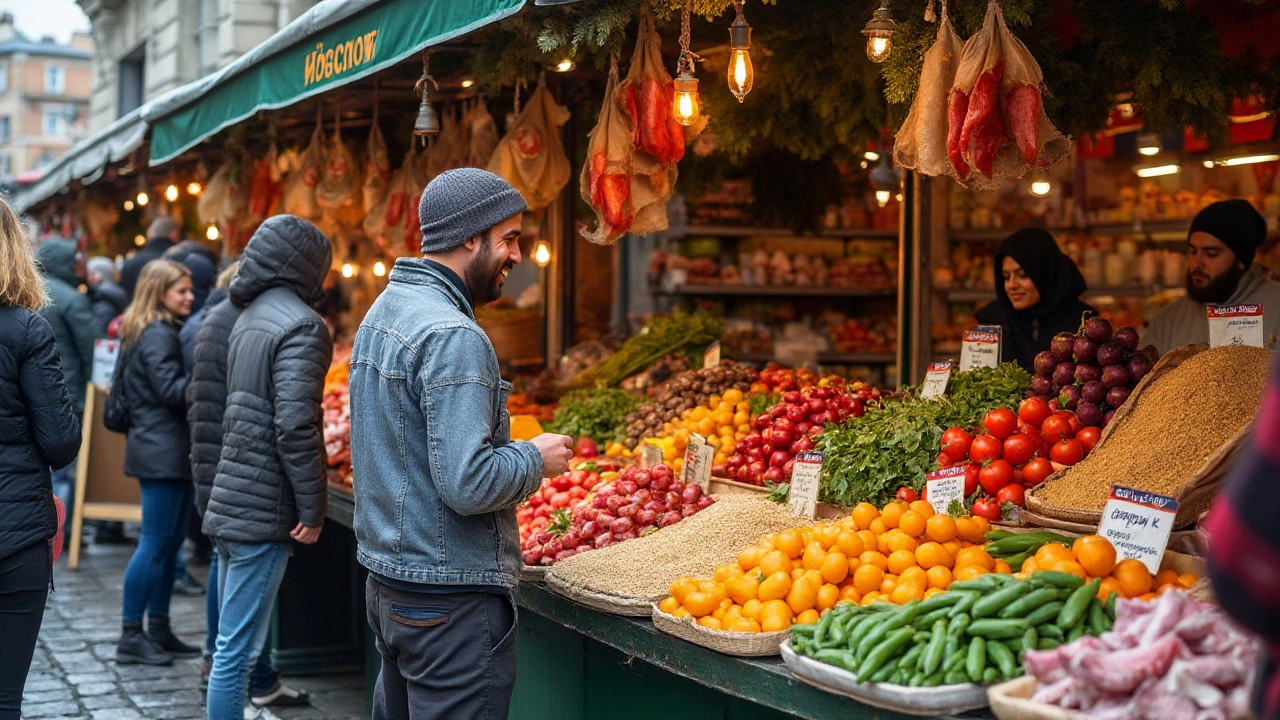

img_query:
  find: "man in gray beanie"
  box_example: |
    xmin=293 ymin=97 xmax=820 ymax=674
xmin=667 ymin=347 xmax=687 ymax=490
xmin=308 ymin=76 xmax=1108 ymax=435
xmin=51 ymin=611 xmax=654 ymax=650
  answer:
xmin=348 ymin=168 xmax=573 ymax=720
xmin=1144 ymin=199 xmax=1280 ymax=355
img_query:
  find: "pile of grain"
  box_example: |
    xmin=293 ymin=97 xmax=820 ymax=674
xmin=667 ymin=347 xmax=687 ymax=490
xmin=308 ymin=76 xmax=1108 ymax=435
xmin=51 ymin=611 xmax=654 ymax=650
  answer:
xmin=1034 ymin=345 xmax=1271 ymax=513
xmin=546 ymin=495 xmax=805 ymax=601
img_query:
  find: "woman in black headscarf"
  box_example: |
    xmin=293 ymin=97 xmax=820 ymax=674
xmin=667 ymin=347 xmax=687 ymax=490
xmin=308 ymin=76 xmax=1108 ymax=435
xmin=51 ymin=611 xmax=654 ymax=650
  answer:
xmin=974 ymin=228 xmax=1097 ymax=371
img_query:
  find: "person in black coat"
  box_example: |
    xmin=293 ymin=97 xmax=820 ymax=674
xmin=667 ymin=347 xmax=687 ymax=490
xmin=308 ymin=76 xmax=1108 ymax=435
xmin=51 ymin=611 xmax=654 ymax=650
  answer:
xmin=87 ymin=256 xmax=129 ymax=329
xmin=120 ymin=216 xmax=180 ymax=299
xmin=974 ymin=228 xmax=1097 ymax=371
xmin=112 ymin=259 xmax=200 ymax=667
xmin=0 ymin=199 xmax=81 ymax=720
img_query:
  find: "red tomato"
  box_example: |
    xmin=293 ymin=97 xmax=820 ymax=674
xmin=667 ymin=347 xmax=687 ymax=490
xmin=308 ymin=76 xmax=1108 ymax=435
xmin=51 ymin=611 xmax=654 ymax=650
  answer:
xmin=1050 ymin=439 xmax=1085 ymax=466
xmin=1018 ymin=397 xmax=1053 ymax=428
xmin=1065 ymin=414 xmax=1083 ymax=437
xmin=1022 ymin=457 xmax=1054 ymax=486
xmin=896 ymin=487 xmax=919 ymax=503
xmin=982 ymin=408 xmax=1018 ymax=440
xmin=963 ymin=463 xmax=980 ymax=498
xmin=1076 ymin=426 xmax=1101 ymax=454
xmin=1002 ymin=433 xmax=1037 ymax=467
xmin=940 ymin=427 xmax=974 ymax=462
xmin=969 ymin=435 xmax=1003 ymax=462
xmin=971 ymin=497 xmax=1002 ymax=522
xmin=979 ymin=459 xmax=1014 ymax=495
xmin=1041 ymin=416 xmax=1074 ymax=444
xmin=996 ymin=484 xmax=1026 ymax=507
xmin=937 ymin=452 xmax=954 ymax=469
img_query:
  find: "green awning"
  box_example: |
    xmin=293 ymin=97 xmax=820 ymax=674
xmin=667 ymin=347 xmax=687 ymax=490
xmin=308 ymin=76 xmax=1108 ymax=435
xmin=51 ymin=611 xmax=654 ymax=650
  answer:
xmin=149 ymin=0 xmax=524 ymax=165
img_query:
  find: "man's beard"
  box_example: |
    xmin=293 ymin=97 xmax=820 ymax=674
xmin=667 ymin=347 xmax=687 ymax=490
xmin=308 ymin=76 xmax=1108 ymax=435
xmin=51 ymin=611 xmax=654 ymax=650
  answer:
xmin=1186 ymin=264 xmax=1245 ymax=305
xmin=464 ymin=240 xmax=511 ymax=306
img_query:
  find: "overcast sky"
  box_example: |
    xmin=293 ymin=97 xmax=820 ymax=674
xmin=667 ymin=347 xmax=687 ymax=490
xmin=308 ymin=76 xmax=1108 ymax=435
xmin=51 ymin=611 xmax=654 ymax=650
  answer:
xmin=0 ymin=1 xmax=91 ymax=44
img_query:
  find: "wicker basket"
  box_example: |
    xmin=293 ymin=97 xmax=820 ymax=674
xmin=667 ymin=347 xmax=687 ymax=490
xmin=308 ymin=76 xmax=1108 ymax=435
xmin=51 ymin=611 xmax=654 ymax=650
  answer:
xmin=988 ymin=677 xmax=1087 ymax=720
xmin=651 ymin=604 xmax=789 ymax=656
xmin=518 ymin=564 xmax=547 ymax=583
xmin=1026 ymin=344 xmax=1255 ymax=529
xmin=708 ymin=477 xmax=767 ymax=496
xmin=544 ymin=570 xmax=654 ymax=617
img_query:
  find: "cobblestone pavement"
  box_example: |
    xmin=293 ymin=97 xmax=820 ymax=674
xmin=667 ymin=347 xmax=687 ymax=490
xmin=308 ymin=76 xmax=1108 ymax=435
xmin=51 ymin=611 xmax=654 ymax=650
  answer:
xmin=22 ymin=541 xmax=366 ymax=720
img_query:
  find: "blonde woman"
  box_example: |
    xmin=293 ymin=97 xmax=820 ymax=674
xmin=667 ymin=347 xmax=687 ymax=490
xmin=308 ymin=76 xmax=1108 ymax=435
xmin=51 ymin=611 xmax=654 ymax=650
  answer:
xmin=0 ymin=199 xmax=81 ymax=720
xmin=113 ymin=259 xmax=199 ymax=666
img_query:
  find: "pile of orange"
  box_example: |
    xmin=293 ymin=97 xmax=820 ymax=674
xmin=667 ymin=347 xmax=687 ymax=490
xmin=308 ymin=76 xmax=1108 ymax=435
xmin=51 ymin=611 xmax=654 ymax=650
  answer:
xmin=651 ymin=389 xmax=753 ymax=472
xmin=1019 ymin=535 xmax=1199 ymax=601
xmin=658 ymin=499 xmax=1013 ymax=633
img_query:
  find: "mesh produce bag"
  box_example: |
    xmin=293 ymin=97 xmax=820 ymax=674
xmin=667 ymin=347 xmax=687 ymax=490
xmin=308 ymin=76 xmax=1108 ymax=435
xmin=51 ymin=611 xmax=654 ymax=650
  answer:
xmin=282 ymin=123 xmax=324 ymax=221
xmin=581 ymin=61 xmax=634 ymax=245
xmin=894 ymin=5 xmax=963 ymax=176
xmin=488 ymin=76 xmax=571 ymax=212
xmin=618 ymin=7 xmax=685 ymax=167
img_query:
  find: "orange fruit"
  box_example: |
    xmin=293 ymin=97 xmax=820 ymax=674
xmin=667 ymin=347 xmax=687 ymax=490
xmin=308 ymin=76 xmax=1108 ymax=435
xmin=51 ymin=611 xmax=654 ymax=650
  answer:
xmin=758 ymin=571 xmax=792 ymax=602
xmin=898 ymin=510 xmax=927 ymax=539
xmin=804 ymin=569 xmax=824 ymax=588
xmin=909 ymin=500 xmax=936 ymax=519
xmin=715 ymin=563 xmax=744 ymax=582
xmin=738 ymin=545 xmax=765 ymax=572
xmin=683 ymin=591 xmax=719 ymax=618
xmin=1155 ymin=569 xmax=1180 ymax=587
xmin=880 ymin=575 xmax=898 ymax=595
xmin=994 ymin=560 xmax=1013 ymax=575
xmin=868 ymin=518 xmax=887 ymax=536
xmin=1035 ymin=543 xmax=1073 ymax=565
xmin=942 ymin=539 xmax=964 ymax=558
xmin=887 ymin=549 xmax=918 ymax=574
xmin=659 ymin=596 xmax=680 ymax=614
xmin=760 ymin=599 xmax=793 ymax=632
xmin=791 ymin=568 xmax=806 ymax=580
xmin=669 ymin=578 xmax=698 ymax=604
xmin=786 ymin=577 xmax=818 ymax=614
xmin=880 ymin=502 xmax=905 ymax=529
xmin=836 ymin=531 xmax=865 ymax=559
xmin=1073 ymin=536 xmax=1118 ymax=578
xmin=673 ymin=606 xmax=691 ymax=619
xmin=971 ymin=516 xmax=992 ymax=537
xmin=924 ymin=587 xmax=944 ymax=599
xmin=856 ymin=530 xmax=879 ymax=552
xmin=899 ymin=566 xmax=927 ymax=588
xmin=1098 ymin=577 xmax=1122 ymax=600
xmin=885 ymin=532 xmax=919 ymax=554
xmin=953 ymin=565 xmax=989 ymax=582
xmin=1041 ymin=558 xmax=1088 ymax=579
xmin=1177 ymin=573 xmax=1199 ymax=588
xmin=860 ymin=593 xmax=881 ymax=606
xmin=796 ymin=608 xmax=821 ymax=625
xmin=727 ymin=617 xmax=762 ymax=633
xmin=1139 ymin=592 xmax=1158 ymax=602
xmin=925 ymin=514 xmax=958 ymax=543
xmin=915 ymin=542 xmax=954 ymax=570
xmin=816 ymin=524 xmax=842 ymax=549
xmin=1020 ymin=557 xmax=1040 ymax=575
xmin=853 ymin=564 xmax=885 ymax=594
xmin=891 ymin=583 xmax=924 ymax=604
xmin=726 ymin=573 xmax=761 ymax=605
xmin=1113 ymin=558 xmax=1154 ymax=599
xmin=820 ymin=552 xmax=851 ymax=585
xmin=954 ymin=547 xmax=996 ymax=571
xmin=698 ymin=616 xmax=723 ymax=630
xmin=954 ymin=517 xmax=984 ymax=543
xmin=803 ymin=542 xmax=827 ymax=571
xmin=926 ymin=565 xmax=953 ymax=590
xmin=839 ymin=585 xmax=861 ymax=603
xmin=775 ymin=529 xmax=805 ymax=560
xmin=816 ymin=583 xmax=840 ymax=612
xmin=758 ymin=550 xmax=794 ymax=577
xmin=859 ymin=550 xmax=888 ymax=572
xmin=851 ymin=502 xmax=880 ymax=530
xmin=742 ymin=598 xmax=763 ymax=621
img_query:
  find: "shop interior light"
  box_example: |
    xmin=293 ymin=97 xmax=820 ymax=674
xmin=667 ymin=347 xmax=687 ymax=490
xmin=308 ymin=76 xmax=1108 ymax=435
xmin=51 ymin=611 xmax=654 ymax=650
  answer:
xmin=554 ymin=58 xmax=576 ymax=73
xmin=123 ymin=199 xmax=134 ymax=211
xmin=164 ymin=184 xmax=179 ymax=202
xmin=373 ymin=260 xmax=387 ymax=277
xmin=1137 ymin=133 xmax=1161 ymax=156
xmin=533 ymin=240 xmax=552 ymax=267
xmin=186 ymin=182 xmax=203 ymax=196
xmin=206 ymin=224 xmax=220 ymax=241
xmin=1202 ymin=153 xmax=1280 ymax=168
xmin=133 ymin=235 xmax=145 ymax=246
xmin=1134 ymin=164 xmax=1181 ymax=178
xmin=672 ymin=0 xmax=700 ymax=127
xmin=341 ymin=262 xmax=357 ymax=278
xmin=875 ymin=190 xmax=892 ymax=207
xmin=726 ymin=0 xmax=753 ymax=103
xmin=136 ymin=191 xmax=149 ymax=206
xmin=1029 ymin=171 xmax=1052 ymax=197
xmin=864 ymin=151 xmax=880 ymax=162
xmin=460 ymin=79 xmax=475 ymax=89
xmin=862 ymin=0 xmax=896 ymax=64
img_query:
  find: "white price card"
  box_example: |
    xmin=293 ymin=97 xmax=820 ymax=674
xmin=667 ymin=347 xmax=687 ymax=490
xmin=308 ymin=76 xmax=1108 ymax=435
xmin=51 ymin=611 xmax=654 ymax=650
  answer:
xmin=681 ymin=433 xmax=715 ymax=492
xmin=1097 ymin=485 xmax=1179 ymax=575
xmin=703 ymin=341 xmax=721 ymax=369
xmin=1208 ymin=304 xmax=1264 ymax=348
xmin=925 ymin=465 xmax=966 ymax=516
xmin=91 ymin=339 xmax=121 ymax=386
xmin=787 ymin=451 xmax=824 ymax=518
xmin=959 ymin=326 xmax=1001 ymax=371
xmin=921 ymin=361 xmax=953 ymax=400
xmin=638 ymin=444 xmax=663 ymax=469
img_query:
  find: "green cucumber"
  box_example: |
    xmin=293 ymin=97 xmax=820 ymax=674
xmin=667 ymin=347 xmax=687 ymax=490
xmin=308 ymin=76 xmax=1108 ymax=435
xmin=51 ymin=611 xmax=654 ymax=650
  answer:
xmin=1024 ymin=601 xmax=1065 ymax=627
xmin=1030 ymin=571 xmax=1086 ymax=590
xmin=1056 ymin=579 xmax=1101 ymax=630
xmin=972 ymin=583 xmax=1032 ymax=619
xmin=966 ymin=636 xmax=986 ymax=682
xmin=1036 ymin=638 xmax=1060 ymax=650
xmin=986 ymin=639 xmax=1017 ymax=679
xmin=1088 ymin=599 xmax=1106 ymax=637
xmin=998 ymin=588 xmax=1060 ymax=619
xmin=857 ymin=627 xmax=915 ymax=679
xmin=922 ymin=620 xmax=947 ymax=675
xmin=966 ymin=618 xmax=1031 ymax=639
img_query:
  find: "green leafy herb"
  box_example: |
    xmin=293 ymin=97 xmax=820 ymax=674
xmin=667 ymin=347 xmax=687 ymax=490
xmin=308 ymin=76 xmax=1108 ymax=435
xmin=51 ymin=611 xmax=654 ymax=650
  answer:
xmin=750 ymin=393 xmax=781 ymax=418
xmin=764 ymin=481 xmax=790 ymax=504
xmin=571 ymin=311 xmax=724 ymax=388
xmin=544 ymin=388 xmax=640 ymax=446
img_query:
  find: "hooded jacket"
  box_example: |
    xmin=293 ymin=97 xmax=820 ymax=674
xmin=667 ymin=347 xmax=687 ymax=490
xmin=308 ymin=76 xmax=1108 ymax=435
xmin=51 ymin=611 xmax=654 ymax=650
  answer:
xmin=186 ymin=293 xmax=238 ymax=517
xmin=0 ymin=306 xmax=81 ymax=560
xmin=180 ymin=287 xmax=227 ymax=370
xmin=35 ymin=238 xmax=104 ymax=415
xmin=203 ymin=216 xmax=333 ymax=543
xmin=1142 ymin=266 xmax=1280 ymax=356
xmin=974 ymin=229 xmax=1097 ymax=371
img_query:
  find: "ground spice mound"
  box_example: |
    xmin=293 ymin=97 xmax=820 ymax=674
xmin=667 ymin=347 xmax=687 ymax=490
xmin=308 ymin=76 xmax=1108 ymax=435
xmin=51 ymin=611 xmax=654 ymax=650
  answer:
xmin=546 ymin=495 xmax=805 ymax=600
xmin=1035 ymin=345 xmax=1271 ymax=513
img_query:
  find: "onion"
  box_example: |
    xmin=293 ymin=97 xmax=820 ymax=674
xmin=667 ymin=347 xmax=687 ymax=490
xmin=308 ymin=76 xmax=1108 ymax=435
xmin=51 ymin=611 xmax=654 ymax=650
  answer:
xmin=1101 ymin=364 xmax=1130 ymax=388
xmin=1034 ymin=351 xmax=1058 ymax=376
xmin=1073 ymin=337 xmax=1098 ymax=363
xmin=1058 ymin=384 xmax=1081 ymax=410
xmin=1127 ymin=353 xmax=1153 ymax=383
xmin=1105 ymin=385 xmax=1132 ymax=408
xmin=1053 ymin=362 xmax=1077 ymax=388
xmin=1051 ymin=332 xmax=1076 ymax=361
xmin=1084 ymin=316 xmax=1113 ymax=343
xmin=1030 ymin=374 xmax=1054 ymax=397
xmin=1081 ymin=380 xmax=1107 ymax=404
xmin=1113 ymin=326 xmax=1140 ymax=351
xmin=1096 ymin=341 xmax=1124 ymax=367
xmin=1074 ymin=363 xmax=1100 ymax=385
xmin=1076 ymin=401 xmax=1104 ymax=428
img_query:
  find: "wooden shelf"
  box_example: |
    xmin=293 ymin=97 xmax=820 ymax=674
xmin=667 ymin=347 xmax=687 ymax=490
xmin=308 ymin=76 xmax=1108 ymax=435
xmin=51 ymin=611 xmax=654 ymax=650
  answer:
xmin=944 ymin=283 xmax=1177 ymax=303
xmin=679 ymin=225 xmax=898 ymax=239
xmin=655 ymin=284 xmax=896 ymax=298
xmin=731 ymin=351 xmax=897 ymax=364
xmin=950 ymin=219 xmax=1190 ymax=242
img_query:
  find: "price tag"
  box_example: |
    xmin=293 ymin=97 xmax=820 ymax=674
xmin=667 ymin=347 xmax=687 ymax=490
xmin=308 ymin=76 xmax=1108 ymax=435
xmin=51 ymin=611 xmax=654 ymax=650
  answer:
xmin=920 ymin=361 xmax=953 ymax=400
xmin=91 ymin=339 xmax=121 ymax=386
xmin=1097 ymin=485 xmax=1179 ymax=575
xmin=703 ymin=341 xmax=721 ymax=369
xmin=1207 ymin=304 xmax=1264 ymax=348
xmin=787 ymin=451 xmax=824 ymax=518
xmin=681 ymin=433 xmax=715 ymax=492
xmin=638 ymin=444 xmax=663 ymax=469
xmin=925 ymin=466 xmax=966 ymax=515
xmin=959 ymin=326 xmax=1001 ymax=371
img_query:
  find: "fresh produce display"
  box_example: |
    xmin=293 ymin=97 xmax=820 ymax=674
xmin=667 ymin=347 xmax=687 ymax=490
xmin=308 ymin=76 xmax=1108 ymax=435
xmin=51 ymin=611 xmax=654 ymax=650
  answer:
xmin=1024 ymin=590 xmax=1257 ymax=718
xmin=990 ymin=532 xmax=1199 ymax=601
xmin=1033 ymin=345 xmax=1270 ymax=515
xmin=819 ymin=364 xmax=1031 ymax=507
xmin=752 ymin=365 xmax=820 ymax=395
xmin=322 ymin=345 xmax=352 ymax=485
xmin=544 ymin=388 xmax=640 ymax=447
xmin=659 ymin=499 xmax=1008 ymax=633
xmin=520 ymin=463 xmax=715 ymax=567
xmin=722 ymin=380 xmax=879 ymax=486
xmin=791 ymin=571 xmax=1110 ymax=687
xmin=517 ymin=462 xmax=612 ymax=546
xmin=1027 ymin=314 xmax=1154 ymax=429
xmin=655 ymin=247 xmax=895 ymax=290
xmin=570 ymin=311 xmax=724 ymax=389
xmin=654 ymin=388 xmax=752 ymax=473
xmin=623 ymin=364 xmax=756 ymax=448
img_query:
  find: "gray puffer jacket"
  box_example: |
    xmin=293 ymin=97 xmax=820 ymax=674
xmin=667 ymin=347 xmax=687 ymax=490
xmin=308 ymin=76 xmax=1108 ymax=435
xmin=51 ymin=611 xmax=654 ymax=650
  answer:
xmin=203 ymin=216 xmax=333 ymax=543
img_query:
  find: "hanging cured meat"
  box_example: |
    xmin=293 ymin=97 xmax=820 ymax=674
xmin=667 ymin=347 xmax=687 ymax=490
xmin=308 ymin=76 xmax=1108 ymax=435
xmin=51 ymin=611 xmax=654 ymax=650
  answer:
xmin=362 ymin=120 xmax=391 ymax=215
xmin=894 ymin=4 xmax=963 ymax=176
xmin=946 ymin=0 xmax=1068 ymax=189
xmin=248 ymin=141 xmax=284 ymax=222
xmin=581 ymin=61 xmax=634 ymax=245
xmin=468 ymin=100 xmax=500 ymax=168
xmin=488 ymin=75 xmax=571 ymax=212
xmin=619 ymin=7 xmax=685 ymax=166
xmin=282 ymin=123 xmax=325 ymax=221
xmin=316 ymin=119 xmax=364 ymax=232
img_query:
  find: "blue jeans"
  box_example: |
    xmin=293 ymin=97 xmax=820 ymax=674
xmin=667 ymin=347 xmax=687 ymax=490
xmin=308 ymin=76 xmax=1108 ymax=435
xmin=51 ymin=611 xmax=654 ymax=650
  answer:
xmin=205 ymin=552 xmax=277 ymax=693
xmin=207 ymin=540 xmax=291 ymax=720
xmin=121 ymin=479 xmax=191 ymax=623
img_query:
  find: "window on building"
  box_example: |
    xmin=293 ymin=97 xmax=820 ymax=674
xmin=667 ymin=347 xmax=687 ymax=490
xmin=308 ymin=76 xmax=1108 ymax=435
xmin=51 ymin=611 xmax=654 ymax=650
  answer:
xmin=0 ymin=117 xmax=10 ymax=142
xmin=118 ymin=44 xmax=145 ymax=118
xmin=43 ymin=106 xmax=69 ymax=137
xmin=0 ymin=64 xmax=8 ymax=95
xmin=196 ymin=0 xmax=219 ymax=76
xmin=0 ymin=156 xmax=11 ymax=176
xmin=45 ymin=66 xmax=65 ymax=94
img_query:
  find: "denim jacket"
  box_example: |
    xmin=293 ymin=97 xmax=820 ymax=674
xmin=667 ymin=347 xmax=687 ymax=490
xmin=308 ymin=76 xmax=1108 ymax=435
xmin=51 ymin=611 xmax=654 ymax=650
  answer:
xmin=349 ymin=259 xmax=543 ymax=588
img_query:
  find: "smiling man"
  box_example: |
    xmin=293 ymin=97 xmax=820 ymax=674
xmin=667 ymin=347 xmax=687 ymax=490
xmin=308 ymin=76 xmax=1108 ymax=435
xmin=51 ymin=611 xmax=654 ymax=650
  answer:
xmin=1144 ymin=199 xmax=1280 ymax=355
xmin=348 ymin=168 xmax=573 ymax=720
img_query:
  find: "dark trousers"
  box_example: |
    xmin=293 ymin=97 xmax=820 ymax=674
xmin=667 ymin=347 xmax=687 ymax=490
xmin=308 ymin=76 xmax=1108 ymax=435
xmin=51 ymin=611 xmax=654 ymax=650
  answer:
xmin=0 ymin=542 xmax=51 ymax=720
xmin=365 ymin=577 xmax=518 ymax=720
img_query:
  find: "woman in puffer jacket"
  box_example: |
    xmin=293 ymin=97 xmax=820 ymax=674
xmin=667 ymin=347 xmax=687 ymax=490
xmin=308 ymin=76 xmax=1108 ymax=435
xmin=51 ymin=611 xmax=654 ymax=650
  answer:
xmin=113 ymin=259 xmax=199 ymax=666
xmin=0 ymin=198 xmax=81 ymax=720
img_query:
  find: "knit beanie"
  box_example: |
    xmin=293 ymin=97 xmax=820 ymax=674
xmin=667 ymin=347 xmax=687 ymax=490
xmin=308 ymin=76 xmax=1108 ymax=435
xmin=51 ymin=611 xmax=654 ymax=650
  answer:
xmin=1189 ymin=199 xmax=1267 ymax=268
xmin=418 ymin=168 xmax=529 ymax=254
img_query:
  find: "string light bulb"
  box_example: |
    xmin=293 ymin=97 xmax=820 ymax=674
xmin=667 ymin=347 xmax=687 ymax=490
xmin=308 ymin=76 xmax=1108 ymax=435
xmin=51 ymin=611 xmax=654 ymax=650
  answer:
xmin=460 ymin=79 xmax=475 ymax=89
xmin=164 ymin=184 xmax=179 ymax=202
xmin=1029 ymin=172 xmax=1052 ymax=197
xmin=874 ymin=190 xmax=892 ymax=207
xmin=341 ymin=262 xmax=356 ymax=278
xmin=123 ymin=199 xmax=135 ymax=211
xmin=133 ymin=235 xmax=145 ymax=246
xmin=136 ymin=191 xmax=149 ymax=206
xmin=726 ymin=1 xmax=753 ymax=103
xmin=672 ymin=0 xmax=701 ymax=126
xmin=1137 ymin=133 xmax=1161 ymax=157
xmin=186 ymin=181 xmax=203 ymax=196
xmin=206 ymin=224 xmax=220 ymax=241
xmin=373 ymin=260 xmax=387 ymax=277
xmin=862 ymin=0 xmax=896 ymax=64
xmin=533 ymin=240 xmax=552 ymax=267
xmin=554 ymin=58 xmax=576 ymax=73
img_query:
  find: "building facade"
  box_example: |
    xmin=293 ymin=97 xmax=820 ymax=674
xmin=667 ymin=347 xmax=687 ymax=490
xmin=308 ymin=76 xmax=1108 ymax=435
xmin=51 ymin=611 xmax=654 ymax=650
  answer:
xmin=78 ymin=0 xmax=318 ymax=131
xmin=0 ymin=16 xmax=93 ymax=182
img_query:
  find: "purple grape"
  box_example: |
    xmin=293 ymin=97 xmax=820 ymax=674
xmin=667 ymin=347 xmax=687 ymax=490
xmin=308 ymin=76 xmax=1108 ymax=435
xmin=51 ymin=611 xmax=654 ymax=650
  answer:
xmin=1081 ymin=380 xmax=1107 ymax=404
xmin=1084 ymin=316 xmax=1113 ymax=344
xmin=1142 ymin=345 xmax=1160 ymax=364
xmin=1034 ymin=351 xmax=1058 ymax=376
xmin=1096 ymin=341 xmax=1124 ymax=367
xmin=1074 ymin=363 xmax=1100 ymax=385
xmin=1127 ymin=353 xmax=1152 ymax=383
xmin=1113 ymin=326 xmax=1140 ymax=351
xmin=1051 ymin=333 xmax=1076 ymax=361
xmin=1059 ymin=385 xmax=1081 ymax=410
xmin=1101 ymin=364 xmax=1130 ymax=389
xmin=1030 ymin=374 xmax=1054 ymax=397
xmin=1073 ymin=337 xmax=1098 ymax=363
xmin=1106 ymin=386 xmax=1132 ymax=408
xmin=1103 ymin=409 xmax=1117 ymax=427
xmin=1053 ymin=362 xmax=1077 ymax=388
xmin=1076 ymin=401 xmax=1104 ymax=428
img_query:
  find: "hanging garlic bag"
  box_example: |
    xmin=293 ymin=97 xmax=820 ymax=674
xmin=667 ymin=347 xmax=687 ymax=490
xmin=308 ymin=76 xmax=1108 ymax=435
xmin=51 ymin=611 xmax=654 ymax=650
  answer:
xmin=282 ymin=123 xmax=325 ymax=221
xmin=894 ymin=4 xmax=963 ymax=177
xmin=362 ymin=118 xmax=391 ymax=215
xmin=488 ymin=74 xmax=571 ymax=212
xmin=581 ymin=60 xmax=634 ymax=245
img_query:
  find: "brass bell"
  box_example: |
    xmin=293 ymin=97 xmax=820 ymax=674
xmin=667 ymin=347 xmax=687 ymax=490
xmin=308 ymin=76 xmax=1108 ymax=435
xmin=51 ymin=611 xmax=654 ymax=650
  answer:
xmin=413 ymin=50 xmax=440 ymax=137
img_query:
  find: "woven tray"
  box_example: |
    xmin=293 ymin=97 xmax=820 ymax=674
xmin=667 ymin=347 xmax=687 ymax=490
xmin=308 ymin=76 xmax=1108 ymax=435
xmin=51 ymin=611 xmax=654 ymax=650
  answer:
xmin=518 ymin=564 xmax=547 ymax=582
xmin=708 ymin=476 xmax=767 ymax=496
xmin=988 ymin=676 xmax=1086 ymax=720
xmin=651 ymin=604 xmax=789 ymax=657
xmin=544 ymin=569 xmax=653 ymax=617
xmin=1026 ymin=344 xmax=1255 ymax=529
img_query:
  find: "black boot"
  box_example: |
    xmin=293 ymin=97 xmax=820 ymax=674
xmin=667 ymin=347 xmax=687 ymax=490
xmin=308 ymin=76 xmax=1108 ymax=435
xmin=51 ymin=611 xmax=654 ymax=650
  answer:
xmin=146 ymin=616 xmax=202 ymax=658
xmin=117 ymin=621 xmax=173 ymax=665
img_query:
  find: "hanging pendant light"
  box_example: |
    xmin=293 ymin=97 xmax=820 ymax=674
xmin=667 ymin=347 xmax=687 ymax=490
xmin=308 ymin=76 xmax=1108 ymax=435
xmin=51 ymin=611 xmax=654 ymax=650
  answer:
xmin=869 ymin=155 xmax=901 ymax=207
xmin=673 ymin=0 xmax=701 ymax=126
xmin=862 ymin=0 xmax=897 ymax=64
xmin=414 ymin=50 xmax=440 ymax=137
xmin=726 ymin=0 xmax=753 ymax=103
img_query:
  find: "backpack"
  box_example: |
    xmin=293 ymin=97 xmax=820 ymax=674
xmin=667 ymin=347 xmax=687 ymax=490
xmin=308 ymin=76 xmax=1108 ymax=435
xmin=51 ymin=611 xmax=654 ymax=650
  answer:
xmin=102 ymin=346 xmax=132 ymax=433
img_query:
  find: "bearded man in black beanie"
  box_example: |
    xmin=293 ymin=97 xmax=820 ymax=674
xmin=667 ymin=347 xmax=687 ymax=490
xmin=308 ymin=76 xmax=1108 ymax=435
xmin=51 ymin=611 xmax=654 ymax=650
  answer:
xmin=1144 ymin=199 xmax=1280 ymax=355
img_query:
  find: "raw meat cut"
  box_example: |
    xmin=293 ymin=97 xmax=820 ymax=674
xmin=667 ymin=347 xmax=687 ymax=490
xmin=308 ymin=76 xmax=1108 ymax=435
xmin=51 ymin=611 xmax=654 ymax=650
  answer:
xmin=581 ymin=61 xmax=633 ymax=245
xmin=1006 ymin=83 xmax=1041 ymax=164
xmin=618 ymin=7 xmax=684 ymax=166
